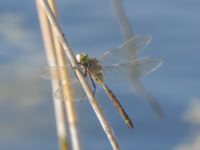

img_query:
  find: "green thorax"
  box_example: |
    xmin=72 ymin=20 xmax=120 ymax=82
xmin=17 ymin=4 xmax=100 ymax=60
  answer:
xmin=76 ymin=53 xmax=89 ymax=64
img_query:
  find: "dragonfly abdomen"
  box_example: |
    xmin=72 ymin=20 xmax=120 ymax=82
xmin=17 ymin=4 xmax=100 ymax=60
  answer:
xmin=102 ymin=84 xmax=134 ymax=129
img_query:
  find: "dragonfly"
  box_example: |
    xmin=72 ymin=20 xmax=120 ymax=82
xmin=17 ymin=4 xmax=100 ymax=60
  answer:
xmin=41 ymin=35 xmax=163 ymax=129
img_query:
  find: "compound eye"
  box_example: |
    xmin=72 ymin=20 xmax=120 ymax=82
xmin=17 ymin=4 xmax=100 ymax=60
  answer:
xmin=76 ymin=54 xmax=81 ymax=63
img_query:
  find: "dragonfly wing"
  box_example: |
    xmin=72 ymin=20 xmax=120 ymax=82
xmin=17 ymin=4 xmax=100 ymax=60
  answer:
xmin=119 ymin=35 xmax=152 ymax=58
xmin=98 ymin=48 xmax=121 ymax=67
xmin=99 ymin=35 xmax=152 ymax=66
xmin=128 ymin=57 xmax=163 ymax=78
xmin=103 ymin=63 xmax=130 ymax=83
xmin=41 ymin=66 xmax=99 ymax=101
xmin=103 ymin=57 xmax=163 ymax=83
xmin=40 ymin=65 xmax=77 ymax=81
xmin=54 ymin=79 xmax=85 ymax=101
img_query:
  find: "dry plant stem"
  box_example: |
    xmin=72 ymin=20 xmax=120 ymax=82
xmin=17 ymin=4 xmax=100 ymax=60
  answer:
xmin=111 ymin=0 xmax=133 ymax=41
xmin=48 ymin=0 xmax=81 ymax=150
xmin=111 ymin=0 xmax=164 ymax=118
xmin=40 ymin=0 xmax=120 ymax=150
xmin=36 ymin=0 xmax=69 ymax=150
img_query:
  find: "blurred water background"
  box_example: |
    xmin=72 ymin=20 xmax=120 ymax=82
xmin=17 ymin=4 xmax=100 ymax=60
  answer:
xmin=0 ymin=0 xmax=200 ymax=150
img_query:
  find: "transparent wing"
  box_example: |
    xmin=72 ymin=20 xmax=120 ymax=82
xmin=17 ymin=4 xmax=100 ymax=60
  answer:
xmin=40 ymin=65 xmax=77 ymax=81
xmin=99 ymin=35 xmax=152 ymax=66
xmin=103 ymin=57 xmax=163 ymax=83
xmin=54 ymin=78 xmax=101 ymax=101
xmin=40 ymin=66 xmax=85 ymax=101
xmin=54 ymin=79 xmax=85 ymax=101
xmin=40 ymin=66 xmax=102 ymax=101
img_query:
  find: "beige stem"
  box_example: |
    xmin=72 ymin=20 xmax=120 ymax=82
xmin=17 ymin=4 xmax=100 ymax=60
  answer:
xmin=39 ymin=0 xmax=120 ymax=150
xmin=48 ymin=0 xmax=81 ymax=150
xmin=35 ymin=0 xmax=69 ymax=149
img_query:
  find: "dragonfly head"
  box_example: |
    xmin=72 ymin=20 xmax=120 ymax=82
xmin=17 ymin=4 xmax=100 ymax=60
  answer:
xmin=76 ymin=53 xmax=89 ymax=64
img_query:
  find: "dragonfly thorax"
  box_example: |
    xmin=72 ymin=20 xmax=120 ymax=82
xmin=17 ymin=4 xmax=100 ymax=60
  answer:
xmin=87 ymin=58 xmax=104 ymax=85
xmin=76 ymin=53 xmax=104 ymax=85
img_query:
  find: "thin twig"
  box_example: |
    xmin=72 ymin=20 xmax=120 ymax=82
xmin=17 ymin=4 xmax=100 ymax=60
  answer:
xmin=39 ymin=0 xmax=120 ymax=150
xmin=47 ymin=0 xmax=81 ymax=150
xmin=111 ymin=0 xmax=133 ymax=41
xmin=36 ymin=0 xmax=69 ymax=149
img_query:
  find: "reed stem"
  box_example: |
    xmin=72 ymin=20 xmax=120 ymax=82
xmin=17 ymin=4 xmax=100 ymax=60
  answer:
xmin=111 ymin=0 xmax=133 ymax=41
xmin=39 ymin=0 xmax=120 ymax=150
xmin=36 ymin=0 xmax=69 ymax=149
xmin=47 ymin=0 xmax=81 ymax=149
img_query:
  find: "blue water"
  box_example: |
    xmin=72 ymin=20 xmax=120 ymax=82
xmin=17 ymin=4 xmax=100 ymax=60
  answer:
xmin=0 ymin=0 xmax=200 ymax=150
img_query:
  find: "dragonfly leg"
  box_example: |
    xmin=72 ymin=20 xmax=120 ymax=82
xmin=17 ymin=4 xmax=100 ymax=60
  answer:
xmin=88 ymin=72 xmax=96 ymax=96
xmin=83 ymin=67 xmax=87 ymax=77
xmin=80 ymin=93 xmax=86 ymax=101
